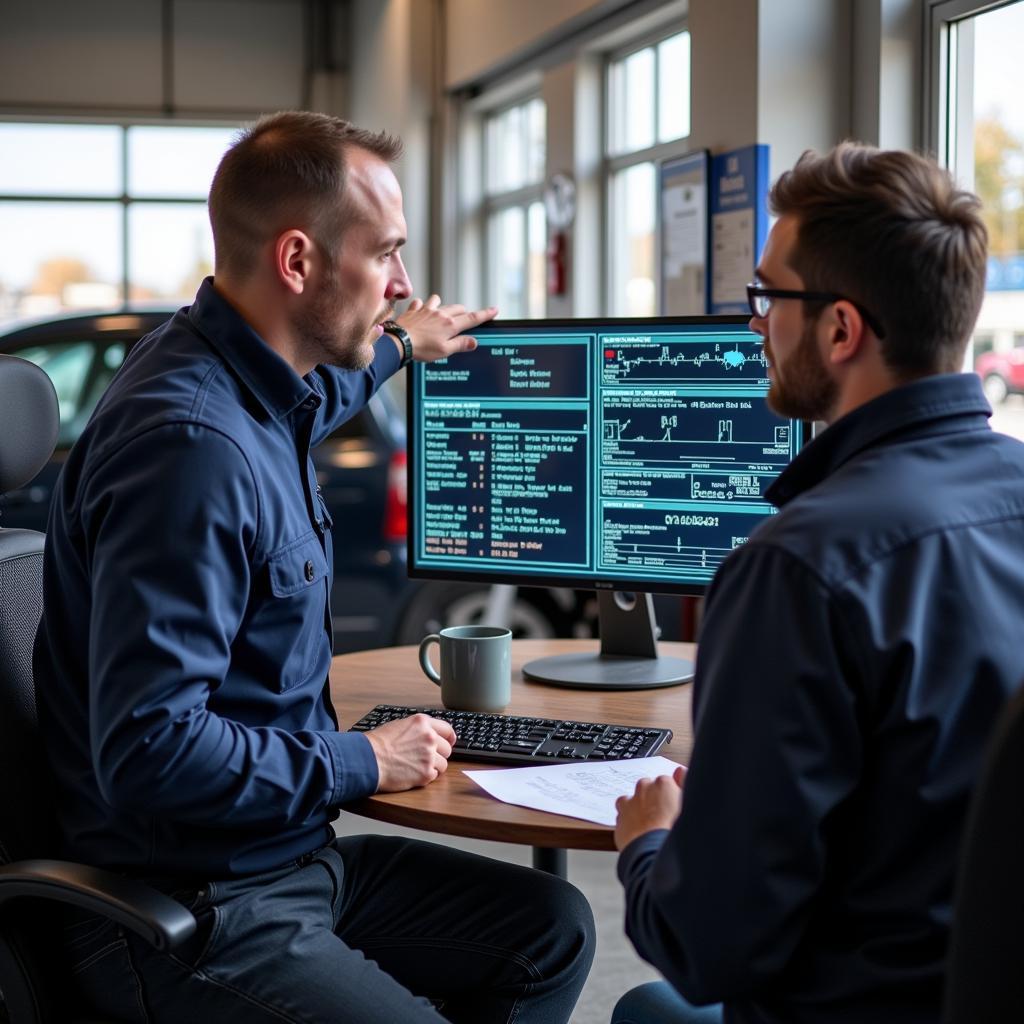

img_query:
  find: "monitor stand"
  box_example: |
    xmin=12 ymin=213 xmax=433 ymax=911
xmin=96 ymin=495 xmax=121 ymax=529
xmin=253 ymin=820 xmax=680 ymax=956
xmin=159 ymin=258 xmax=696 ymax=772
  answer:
xmin=522 ymin=591 xmax=693 ymax=690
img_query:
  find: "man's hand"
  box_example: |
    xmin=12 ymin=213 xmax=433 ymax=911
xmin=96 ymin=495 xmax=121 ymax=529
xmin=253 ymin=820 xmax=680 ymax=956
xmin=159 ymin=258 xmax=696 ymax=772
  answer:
xmin=614 ymin=765 xmax=687 ymax=851
xmin=363 ymin=713 xmax=456 ymax=792
xmin=394 ymin=294 xmax=497 ymax=362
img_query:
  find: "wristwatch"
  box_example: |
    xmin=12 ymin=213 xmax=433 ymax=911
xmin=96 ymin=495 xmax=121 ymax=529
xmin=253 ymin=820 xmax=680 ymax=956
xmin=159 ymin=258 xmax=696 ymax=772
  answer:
xmin=382 ymin=320 xmax=414 ymax=367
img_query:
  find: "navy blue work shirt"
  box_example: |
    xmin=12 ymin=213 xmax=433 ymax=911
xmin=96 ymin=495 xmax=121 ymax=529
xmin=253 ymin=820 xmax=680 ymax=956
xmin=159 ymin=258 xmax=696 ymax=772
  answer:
xmin=34 ymin=279 xmax=402 ymax=877
xmin=618 ymin=373 xmax=1024 ymax=1023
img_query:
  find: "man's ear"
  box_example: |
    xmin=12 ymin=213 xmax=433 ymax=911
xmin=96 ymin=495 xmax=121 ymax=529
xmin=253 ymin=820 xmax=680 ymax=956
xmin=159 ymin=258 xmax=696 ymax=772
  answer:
xmin=274 ymin=229 xmax=314 ymax=295
xmin=824 ymin=300 xmax=869 ymax=366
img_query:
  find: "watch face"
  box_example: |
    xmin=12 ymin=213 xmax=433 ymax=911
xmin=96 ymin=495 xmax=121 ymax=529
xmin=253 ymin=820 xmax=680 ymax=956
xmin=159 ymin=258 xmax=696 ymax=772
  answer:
xmin=544 ymin=172 xmax=576 ymax=230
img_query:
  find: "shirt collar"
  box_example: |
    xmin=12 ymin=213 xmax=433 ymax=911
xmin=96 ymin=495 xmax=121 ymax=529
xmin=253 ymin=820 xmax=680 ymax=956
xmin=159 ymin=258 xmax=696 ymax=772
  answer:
xmin=187 ymin=277 xmax=318 ymax=420
xmin=766 ymin=372 xmax=992 ymax=508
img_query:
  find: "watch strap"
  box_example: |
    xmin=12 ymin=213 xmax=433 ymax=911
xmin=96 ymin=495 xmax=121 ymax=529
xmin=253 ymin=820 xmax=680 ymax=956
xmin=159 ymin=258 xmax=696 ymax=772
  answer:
xmin=382 ymin=320 xmax=413 ymax=367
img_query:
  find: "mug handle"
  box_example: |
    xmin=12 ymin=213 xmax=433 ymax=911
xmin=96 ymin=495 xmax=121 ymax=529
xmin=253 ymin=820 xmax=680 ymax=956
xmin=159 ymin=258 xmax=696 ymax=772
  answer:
xmin=418 ymin=634 xmax=442 ymax=687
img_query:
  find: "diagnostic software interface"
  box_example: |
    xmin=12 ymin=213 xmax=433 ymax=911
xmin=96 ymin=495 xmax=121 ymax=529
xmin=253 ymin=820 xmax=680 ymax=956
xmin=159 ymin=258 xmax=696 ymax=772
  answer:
xmin=409 ymin=317 xmax=805 ymax=593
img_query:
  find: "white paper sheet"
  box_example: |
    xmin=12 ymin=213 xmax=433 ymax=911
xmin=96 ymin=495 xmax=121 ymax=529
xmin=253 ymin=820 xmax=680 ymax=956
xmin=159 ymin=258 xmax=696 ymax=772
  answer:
xmin=464 ymin=756 xmax=683 ymax=827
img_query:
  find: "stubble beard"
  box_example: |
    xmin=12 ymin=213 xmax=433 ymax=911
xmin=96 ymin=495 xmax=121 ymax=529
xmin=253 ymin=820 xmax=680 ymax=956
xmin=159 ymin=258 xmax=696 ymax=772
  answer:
xmin=293 ymin=264 xmax=386 ymax=373
xmin=765 ymin=316 xmax=838 ymax=423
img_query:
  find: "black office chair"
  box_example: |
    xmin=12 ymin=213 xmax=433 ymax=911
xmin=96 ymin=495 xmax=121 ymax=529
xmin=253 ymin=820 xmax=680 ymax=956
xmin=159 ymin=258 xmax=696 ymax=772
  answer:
xmin=943 ymin=683 xmax=1024 ymax=1023
xmin=0 ymin=353 xmax=195 ymax=1024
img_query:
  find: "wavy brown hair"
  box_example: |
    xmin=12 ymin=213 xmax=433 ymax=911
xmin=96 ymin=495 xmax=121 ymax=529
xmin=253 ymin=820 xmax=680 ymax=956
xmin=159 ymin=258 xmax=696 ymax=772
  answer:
xmin=770 ymin=143 xmax=988 ymax=377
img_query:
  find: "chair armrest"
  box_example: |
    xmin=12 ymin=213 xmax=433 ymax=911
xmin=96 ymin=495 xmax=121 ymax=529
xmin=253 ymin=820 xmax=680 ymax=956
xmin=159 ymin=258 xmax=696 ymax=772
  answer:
xmin=0 ymin=859 xmax=195 ymax=951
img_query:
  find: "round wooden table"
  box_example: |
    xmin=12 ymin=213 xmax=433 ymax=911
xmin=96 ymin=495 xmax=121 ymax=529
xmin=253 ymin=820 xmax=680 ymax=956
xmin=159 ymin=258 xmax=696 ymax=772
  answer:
xmin=329 ymin=639 xmax=695 ymax=873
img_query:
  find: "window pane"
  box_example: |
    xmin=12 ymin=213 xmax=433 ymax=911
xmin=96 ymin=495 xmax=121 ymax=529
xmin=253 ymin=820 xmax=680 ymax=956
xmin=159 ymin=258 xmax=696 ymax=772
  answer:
xmin=609 ymin=162 xmax=656 ymax=316
xmin=527 ymin=201 xmax=547 ymax=318
xmin=128 ymin=203 xmax=214 ymax=303
xmin=485 ymin=115 xmax=503 ymax=194
xmin=658 ymin=32 xmax=691 ymax=142
xmin=0 ymin=124 xmax=121 ymax=196
xmin=958 ymin=2 xmax=1024 ymax=442
xmin=127 ymin=125 xmax=236 ymax=198
xmin=486 ymin=100 xmax=545 ymax=196
xmin=488 ymin=206 xmax=526 ymax=317
xmin=0 ymin=202 xmax=123 ymax=324
xmin=487 ymin=106 xmax=523 ymax=194
xmin=505 ymin=105 xmax=526 ymax=191
xmin=608 ymin=46 xmax=655 ymax=155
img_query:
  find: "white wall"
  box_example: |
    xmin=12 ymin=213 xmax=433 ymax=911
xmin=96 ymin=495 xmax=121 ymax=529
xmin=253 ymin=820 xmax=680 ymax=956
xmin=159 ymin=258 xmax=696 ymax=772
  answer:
xmin=445 ymin=0 xmax=619 ymax=88
xmin=756 ymin=0 xmax=852 ymax=177
xmin=349 ymin=0 xmax=438 ymax=296
xmin=0 ymin=0 xmax=345 ymax=118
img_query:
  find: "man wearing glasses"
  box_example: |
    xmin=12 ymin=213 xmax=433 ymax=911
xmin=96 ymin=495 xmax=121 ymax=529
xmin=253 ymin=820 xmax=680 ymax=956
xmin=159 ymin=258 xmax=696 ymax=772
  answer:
xmin=611 ymin=143 xmax=1024 ymax=1024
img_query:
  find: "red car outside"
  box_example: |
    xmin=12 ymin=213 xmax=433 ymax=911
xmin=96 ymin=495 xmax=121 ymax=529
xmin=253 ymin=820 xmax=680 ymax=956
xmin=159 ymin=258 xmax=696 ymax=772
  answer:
xmin=975 ymin=347 xmax=1024 ymax=404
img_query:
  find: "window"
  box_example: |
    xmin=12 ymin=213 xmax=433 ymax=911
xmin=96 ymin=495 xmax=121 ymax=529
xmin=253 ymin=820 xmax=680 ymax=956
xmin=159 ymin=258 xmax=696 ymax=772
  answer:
xmin=483 ymin=98 xmax=547 ymax=318
xmin=605 ymin=30 xmax=691 ymax=316
xmin=931 ymin=0 xmax=1024 ymax=439
xmin=0 ymin=122 xmax=236 ymax=326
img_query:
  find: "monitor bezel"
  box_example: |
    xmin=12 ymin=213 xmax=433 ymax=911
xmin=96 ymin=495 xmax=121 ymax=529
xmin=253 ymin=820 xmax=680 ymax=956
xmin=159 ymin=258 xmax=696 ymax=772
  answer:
xmin=405 ymin=314 xmax=802 ymax=599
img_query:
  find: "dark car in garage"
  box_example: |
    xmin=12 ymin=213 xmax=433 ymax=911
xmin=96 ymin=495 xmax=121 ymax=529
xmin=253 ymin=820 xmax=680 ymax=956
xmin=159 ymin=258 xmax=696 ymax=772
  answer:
xmin=0 ymin=309 xmax=599 ymax=652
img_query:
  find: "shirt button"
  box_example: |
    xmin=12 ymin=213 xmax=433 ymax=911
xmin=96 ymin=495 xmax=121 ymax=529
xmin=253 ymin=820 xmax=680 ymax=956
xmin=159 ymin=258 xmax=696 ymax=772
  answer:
xmin=304 ymin=559 xmax=315 ymax=582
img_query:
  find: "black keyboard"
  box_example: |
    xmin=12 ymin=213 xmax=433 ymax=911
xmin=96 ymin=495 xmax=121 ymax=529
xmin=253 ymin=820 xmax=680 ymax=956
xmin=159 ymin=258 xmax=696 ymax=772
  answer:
xmin=349 ymin=704 xmax=673 ymax=766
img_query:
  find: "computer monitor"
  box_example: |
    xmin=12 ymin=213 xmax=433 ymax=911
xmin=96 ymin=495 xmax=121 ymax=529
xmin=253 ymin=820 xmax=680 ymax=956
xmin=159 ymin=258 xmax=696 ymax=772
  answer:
xmin=407 ymin=315 xmax=806 ymax=690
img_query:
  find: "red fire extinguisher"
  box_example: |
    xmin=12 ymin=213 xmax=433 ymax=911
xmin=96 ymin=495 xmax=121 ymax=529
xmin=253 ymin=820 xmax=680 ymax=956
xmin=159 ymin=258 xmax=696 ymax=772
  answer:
xmin=548 ymin=230 xmax=567 ymax=296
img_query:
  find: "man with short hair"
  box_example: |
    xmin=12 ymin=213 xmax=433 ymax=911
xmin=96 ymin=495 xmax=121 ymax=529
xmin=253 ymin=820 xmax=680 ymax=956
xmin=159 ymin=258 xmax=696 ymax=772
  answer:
xmin=34 ymin=111 xmax=594 ymax=1023
xmin=611 ymin=142 xmax=1024 ymax=1024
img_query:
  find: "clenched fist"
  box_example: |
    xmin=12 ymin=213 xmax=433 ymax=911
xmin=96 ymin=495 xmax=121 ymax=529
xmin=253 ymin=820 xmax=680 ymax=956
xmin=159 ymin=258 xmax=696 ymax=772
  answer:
xmin=363 ymin=713 xmax=457 ymax=792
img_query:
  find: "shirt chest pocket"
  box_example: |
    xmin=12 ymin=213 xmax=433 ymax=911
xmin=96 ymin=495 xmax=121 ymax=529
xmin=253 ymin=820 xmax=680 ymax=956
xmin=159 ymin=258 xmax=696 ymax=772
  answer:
xmin=265 ymin=533 xmax=330 ymax=691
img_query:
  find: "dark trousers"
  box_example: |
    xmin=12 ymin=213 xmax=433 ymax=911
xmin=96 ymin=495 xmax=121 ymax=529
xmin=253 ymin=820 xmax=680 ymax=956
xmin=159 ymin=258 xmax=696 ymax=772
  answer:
xmin=63 ymin=835 xmax=595 ymax=1023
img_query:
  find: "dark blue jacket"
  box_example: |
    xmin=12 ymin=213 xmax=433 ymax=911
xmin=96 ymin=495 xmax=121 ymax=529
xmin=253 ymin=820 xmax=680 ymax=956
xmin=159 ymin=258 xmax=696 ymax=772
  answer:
xmin=34 ymin=279 xmax=401 ymax=877
xmin=619 ymin=373 xmax=1024 ymax=1023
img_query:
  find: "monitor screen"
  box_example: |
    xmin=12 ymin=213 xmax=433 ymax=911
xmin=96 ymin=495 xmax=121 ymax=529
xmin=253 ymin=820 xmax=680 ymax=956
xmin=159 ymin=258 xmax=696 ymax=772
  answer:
xmin=407 ymin=316 xmax=805 ymax=689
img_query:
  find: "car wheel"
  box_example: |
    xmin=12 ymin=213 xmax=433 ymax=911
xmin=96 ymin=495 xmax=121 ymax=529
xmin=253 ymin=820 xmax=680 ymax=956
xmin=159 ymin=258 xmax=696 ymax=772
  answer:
xmin=395 ymin=584 xmax=582 ymax=644
xmin=983 ymin=373 xmax=1009 ymax=405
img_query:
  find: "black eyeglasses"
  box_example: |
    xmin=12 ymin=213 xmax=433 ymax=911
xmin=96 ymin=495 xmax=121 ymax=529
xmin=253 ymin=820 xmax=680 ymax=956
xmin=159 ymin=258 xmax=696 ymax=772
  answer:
xmin=746 ymin=283 xmax=887 ymax=339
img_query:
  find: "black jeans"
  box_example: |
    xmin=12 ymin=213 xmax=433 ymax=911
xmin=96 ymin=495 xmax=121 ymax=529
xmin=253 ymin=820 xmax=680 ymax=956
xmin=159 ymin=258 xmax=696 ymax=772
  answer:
xmin=63 ymin=836 xmax=595 ymax=1023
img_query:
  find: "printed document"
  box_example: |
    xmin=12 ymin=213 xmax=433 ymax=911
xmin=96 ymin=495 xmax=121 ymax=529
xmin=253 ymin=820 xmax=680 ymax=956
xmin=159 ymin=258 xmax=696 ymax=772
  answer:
xmin=465 ymin=756 xmax=682 ymax=827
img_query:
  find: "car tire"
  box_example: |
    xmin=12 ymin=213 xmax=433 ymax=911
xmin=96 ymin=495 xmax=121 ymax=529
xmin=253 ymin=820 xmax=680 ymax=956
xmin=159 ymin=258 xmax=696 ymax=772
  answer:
xmin=394 ymin=583 xmax=584 ymax=644
xmin=983 ymin=373 xmax=1010 ymax=405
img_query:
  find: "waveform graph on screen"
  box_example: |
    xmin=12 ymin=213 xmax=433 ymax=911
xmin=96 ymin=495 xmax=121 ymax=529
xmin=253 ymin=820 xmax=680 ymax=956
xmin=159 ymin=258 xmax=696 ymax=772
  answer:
xmin=600 ymin=392 xmax=791 ymax=469
xmin=598 ymin=502 xmax=761 ymax=583
xmin=594 ymin=326 xmax=794 ymax=586
xmin=601 ymin=332 xmax=769 ymax=387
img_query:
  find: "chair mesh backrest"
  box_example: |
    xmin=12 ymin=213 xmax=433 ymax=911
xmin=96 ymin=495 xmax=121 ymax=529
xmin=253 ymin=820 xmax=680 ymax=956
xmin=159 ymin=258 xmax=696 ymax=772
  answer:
xmin=944 ymin=685 xmax=1024 ymax=1023
xmin=0 ymin=542 xmax=57 ymax=866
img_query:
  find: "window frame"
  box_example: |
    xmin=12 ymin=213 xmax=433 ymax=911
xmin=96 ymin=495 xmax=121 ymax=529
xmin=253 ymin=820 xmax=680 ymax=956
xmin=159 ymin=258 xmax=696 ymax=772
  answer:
xmin=479 ymin=94 xmax=547 ymax=319
xmin=602 ymin=26 xmax=692 ymax=317
xmin=924 ymin=0 xmax=1013 ymax=167
xmin=924 ymin=0 xmax=1024 ymax=406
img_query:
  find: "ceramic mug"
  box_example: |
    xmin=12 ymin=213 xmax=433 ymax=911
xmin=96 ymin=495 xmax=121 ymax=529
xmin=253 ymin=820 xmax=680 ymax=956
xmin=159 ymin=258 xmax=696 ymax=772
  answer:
xmin=418 ymin=625 xmax=512 ymax=712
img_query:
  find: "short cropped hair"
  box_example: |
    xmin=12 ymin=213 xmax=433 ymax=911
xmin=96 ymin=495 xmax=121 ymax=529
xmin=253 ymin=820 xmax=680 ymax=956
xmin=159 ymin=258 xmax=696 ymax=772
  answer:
xmin=208 ymin=111 xmax=403 ymax=278
xmin=769 ymin=143 xmax=988 ymax=377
